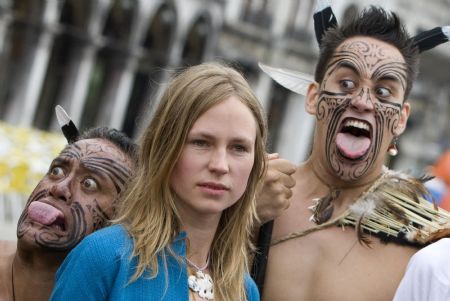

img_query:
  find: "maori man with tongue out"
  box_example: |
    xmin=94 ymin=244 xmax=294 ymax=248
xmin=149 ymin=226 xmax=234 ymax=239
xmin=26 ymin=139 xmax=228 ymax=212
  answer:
xmin=256 ymin=4 xmax=450 ymax=301
xmin=0 ymin=127 xmax=137 ymax=301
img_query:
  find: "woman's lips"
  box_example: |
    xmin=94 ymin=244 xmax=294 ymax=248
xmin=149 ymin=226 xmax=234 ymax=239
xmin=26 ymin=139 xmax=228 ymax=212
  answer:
xmin=198 ymin=183 xmax=229 ymax=196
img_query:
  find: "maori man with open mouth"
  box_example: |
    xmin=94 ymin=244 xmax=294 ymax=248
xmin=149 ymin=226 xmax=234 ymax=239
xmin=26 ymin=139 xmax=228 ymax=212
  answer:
xmin=255 ymin=4 xmax=450 ymax=301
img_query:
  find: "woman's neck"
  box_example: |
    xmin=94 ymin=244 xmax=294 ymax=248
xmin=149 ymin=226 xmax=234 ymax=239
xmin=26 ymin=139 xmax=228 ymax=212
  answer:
xmin=181 ymin=212 xmax=220 ymax=268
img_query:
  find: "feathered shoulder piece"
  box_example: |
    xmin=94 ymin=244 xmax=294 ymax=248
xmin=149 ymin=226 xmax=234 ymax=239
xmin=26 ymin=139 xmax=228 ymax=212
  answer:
xmin=341 ymin=167 xmax=450 ymax=246
xmin=272 ymin=167 xmax=450 ymax=247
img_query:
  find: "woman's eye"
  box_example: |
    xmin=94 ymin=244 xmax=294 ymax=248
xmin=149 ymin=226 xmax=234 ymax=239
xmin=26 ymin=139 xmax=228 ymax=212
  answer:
xmin=375 ymin=87 xmax=391 ymax=98
xmin=340 ymin=79 xmax=355 ymax=90
xmin=49 ymin=166 xmax=64 ymax=178
xmin=191 ymin=139 xmax=208 ymax=147
xmin=232 ymin=144 xmax=247 ymax=153
xmin=81 ymin=178 xmax=98 ymax=190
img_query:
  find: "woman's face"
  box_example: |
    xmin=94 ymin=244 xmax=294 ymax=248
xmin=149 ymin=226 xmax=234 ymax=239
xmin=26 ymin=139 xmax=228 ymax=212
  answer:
xmin=170 ymin=96 xmax=257 ymax=221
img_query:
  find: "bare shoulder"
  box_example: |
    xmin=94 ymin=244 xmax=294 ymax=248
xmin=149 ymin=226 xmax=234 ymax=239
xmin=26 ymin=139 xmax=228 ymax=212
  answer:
xmin=0 ymin=241 xmax=15 ymax=296
xmin=0 ymin=241 xmax=16 ymax=272
xmin=0 ymin=241 xmax=16 ymax=257
xmin=0 ymin=241 xmax=16 ymax=270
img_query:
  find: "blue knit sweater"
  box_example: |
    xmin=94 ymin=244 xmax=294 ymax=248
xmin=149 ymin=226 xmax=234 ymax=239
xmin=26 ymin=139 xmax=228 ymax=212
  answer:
xmin=50 ymin=224 xmax=259 ymax=301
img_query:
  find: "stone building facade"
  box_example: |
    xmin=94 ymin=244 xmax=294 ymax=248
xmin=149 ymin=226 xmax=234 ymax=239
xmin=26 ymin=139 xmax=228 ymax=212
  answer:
xmin=1 ymin=0 xmax=450 ymax=171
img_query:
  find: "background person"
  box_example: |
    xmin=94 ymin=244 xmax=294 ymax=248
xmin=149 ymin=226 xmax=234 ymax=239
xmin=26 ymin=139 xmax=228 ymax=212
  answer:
xmin=0 ymin=127 xmax=137 ymax=301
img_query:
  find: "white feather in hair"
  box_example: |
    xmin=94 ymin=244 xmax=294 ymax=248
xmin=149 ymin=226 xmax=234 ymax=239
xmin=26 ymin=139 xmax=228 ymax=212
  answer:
xmin=258 ymin=63 xmax=314 ymax=96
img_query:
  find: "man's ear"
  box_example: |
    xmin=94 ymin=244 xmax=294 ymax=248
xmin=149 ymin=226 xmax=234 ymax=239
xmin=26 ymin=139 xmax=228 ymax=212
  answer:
xmin=394 ymin=102 xmax=411 ymax=136
xmin=305 ymin=82 xmax=319 ymax=115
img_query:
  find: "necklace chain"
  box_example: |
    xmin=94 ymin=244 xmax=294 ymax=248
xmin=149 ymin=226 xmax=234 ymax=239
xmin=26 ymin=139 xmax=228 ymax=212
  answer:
xmin=186 ymin=254 xmax=209 ymax=272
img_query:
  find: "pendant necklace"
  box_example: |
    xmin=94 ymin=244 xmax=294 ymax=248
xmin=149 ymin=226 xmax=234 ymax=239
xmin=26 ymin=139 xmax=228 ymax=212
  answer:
xmin=186 ymin=255 xmax=214 ymax=300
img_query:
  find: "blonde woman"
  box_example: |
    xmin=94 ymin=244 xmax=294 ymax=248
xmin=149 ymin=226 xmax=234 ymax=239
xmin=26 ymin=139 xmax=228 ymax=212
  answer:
xmin=50 ymin=62 xmax=267 ymax=301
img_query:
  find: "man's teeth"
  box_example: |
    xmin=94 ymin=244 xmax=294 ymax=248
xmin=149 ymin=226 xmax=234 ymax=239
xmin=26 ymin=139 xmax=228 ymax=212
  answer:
xmin=344 ymin=120 xmax=370 ymax=131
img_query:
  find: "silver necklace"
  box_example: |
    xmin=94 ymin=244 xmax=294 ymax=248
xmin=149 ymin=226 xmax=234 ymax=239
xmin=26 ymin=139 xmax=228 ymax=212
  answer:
xmin=186 ymin=255 xmax=214 ymax=300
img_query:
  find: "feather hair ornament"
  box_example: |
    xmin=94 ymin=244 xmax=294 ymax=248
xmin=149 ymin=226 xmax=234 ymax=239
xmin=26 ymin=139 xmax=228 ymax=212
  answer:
xmin=414 ymin=26 xmax=450 ymax=53
xmin=258 ymin=63 xmax=313 ymax=96
xmin=313 ymin=0 xmax=337 ymax=45
xmin=272 ymin=167 xmax=450 ymax=247
xmin=55 ymin=105 xmax=79 ymax=144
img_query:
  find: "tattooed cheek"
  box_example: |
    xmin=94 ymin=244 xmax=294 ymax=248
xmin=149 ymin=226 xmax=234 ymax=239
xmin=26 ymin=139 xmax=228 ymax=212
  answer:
xmin=374 ymin=103 xmax=401 ymax=135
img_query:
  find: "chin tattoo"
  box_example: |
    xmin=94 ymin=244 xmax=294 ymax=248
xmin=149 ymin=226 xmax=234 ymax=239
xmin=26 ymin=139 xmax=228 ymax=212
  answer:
xmin=35 ymin=202 xmax=87 ymax=251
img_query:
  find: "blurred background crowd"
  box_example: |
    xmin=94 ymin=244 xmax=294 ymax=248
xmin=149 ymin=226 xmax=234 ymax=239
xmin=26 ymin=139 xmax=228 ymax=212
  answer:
xmin=1 ymin=0 xmax=450 ymax=238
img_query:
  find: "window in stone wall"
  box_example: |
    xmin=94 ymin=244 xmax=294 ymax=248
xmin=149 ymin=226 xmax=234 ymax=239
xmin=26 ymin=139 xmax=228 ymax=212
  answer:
xmin=122 ymin=2 xmax=176 ymax=137
xmin=266 ymin=82 xmax=290 ymax=153
xmin=80 ymin=0 xmax=137 ymax=130
xmin=33 ymin=0 xmax=91 ymax=130
xmin=241 ymin=0 xmax=272 ymax=29
xmin=181 ymin=14 xmax=210 ymax=67
xmin=0 ymin=0 xmax=44 ymax=120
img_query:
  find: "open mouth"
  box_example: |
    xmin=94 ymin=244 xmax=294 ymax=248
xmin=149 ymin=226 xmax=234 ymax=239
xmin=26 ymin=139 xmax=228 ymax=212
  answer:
xmin=27 ymin=201 xmax=66 ymax=231
xmin=336 ymin=118 xmax=372 ymax=160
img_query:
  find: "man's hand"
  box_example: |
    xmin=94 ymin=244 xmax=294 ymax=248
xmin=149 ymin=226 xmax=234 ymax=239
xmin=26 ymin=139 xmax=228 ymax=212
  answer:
xmin=256 ymin=153 xmax=296 ymax=224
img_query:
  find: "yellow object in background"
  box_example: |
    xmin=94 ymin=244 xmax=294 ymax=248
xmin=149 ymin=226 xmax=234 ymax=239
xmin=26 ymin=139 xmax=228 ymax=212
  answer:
xmin=0 ymin=122 xmax=65 ymax=195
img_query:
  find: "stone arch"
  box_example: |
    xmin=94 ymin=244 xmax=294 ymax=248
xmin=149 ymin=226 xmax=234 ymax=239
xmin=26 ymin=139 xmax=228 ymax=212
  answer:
xmin=79 ymin=0 xmax=139 ymax=130
xmin=32 ymin=0 xmax=93 ymax=130
xmin=0 ymin=0 xmax=46 ymax=121
xmin=180 ymin=12 xmax=211 ymax=66
xmin=122 ymin=2 xmax=177 ymax=136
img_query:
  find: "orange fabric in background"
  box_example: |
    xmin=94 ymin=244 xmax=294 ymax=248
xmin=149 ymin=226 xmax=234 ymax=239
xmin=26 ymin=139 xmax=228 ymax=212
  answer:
xmin=440 ymin=194 xmax=450 ymax=211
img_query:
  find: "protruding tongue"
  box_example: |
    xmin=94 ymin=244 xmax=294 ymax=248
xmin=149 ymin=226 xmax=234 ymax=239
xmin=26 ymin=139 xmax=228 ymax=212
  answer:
xmin=336 ymin=132 xmax=371 ymax=159
xmin=28 ymin=201 xmax=64 ymax=226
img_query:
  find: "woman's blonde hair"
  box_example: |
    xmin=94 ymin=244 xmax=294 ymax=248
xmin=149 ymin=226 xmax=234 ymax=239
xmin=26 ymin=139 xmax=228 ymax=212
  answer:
xmin=115 ymin=62 xmax=267 ymax=301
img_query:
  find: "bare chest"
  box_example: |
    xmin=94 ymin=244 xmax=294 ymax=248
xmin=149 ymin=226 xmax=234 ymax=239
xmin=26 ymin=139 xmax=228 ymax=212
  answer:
xmin=263 ymin=201 xmax=417 ymax=301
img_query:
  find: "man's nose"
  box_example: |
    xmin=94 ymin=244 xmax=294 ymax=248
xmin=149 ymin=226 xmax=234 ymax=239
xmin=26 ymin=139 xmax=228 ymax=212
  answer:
xmin=350 ymin=88 xmax=375 ymax=112
xmin=208 ymin=148 xmax=229 ymax=175
xmin=49 ymin=178 xmax=72 ymax=203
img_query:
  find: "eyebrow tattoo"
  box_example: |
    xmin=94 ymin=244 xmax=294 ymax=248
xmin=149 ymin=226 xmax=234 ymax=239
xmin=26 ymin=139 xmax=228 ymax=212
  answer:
xmin=60 ymin=144 xmax=82 ymax=159
xmin=372 ymin=62 xmax=407 ymax=90
xmin=325 ymin=41 xmax=408 ymax=92
xmin=82 ymin=157 xmax=132 ymax=193
xmin=326 ymin=54 xmax=363 ymax=77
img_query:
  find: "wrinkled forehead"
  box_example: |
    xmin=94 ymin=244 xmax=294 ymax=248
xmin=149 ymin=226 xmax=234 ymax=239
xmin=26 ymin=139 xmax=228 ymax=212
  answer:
xmin=60 ymin=138 xmax=132 ymax=169
xmin=329 ymin=36 xmax=406 ymax=74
